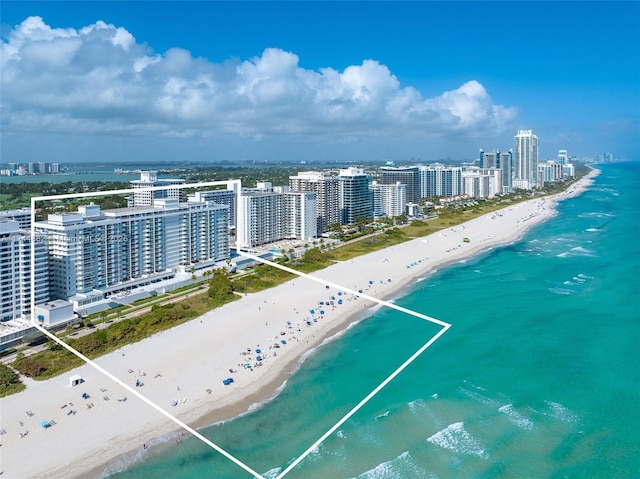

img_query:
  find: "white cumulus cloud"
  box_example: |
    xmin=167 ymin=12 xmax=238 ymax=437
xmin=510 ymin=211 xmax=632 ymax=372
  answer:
xmin=1 ymin=16 xmax=517 ymax=143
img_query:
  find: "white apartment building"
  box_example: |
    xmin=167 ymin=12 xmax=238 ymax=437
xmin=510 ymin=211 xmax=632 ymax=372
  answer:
xmin=0 ymin=207 xmax=32 ymax=230
xmin=380 ymin=166 xmax=420 ymax=204
xmin=463 ymin=171 xmax=489 ymax=199
xmin=236 ymin=186 xmax=317 ymax=248
xmin=289 ymin=171 xmax=341 ymax=235
xmin=189 ymin=189 xmax=237 ymax=229
xmin=0 ymin=220 xmax=49 ymax=321
xmin=558 ymin=149 xmax=568 ymax=165
xmin=514 ymin=130 xmax=539 ymax=190
xmin=538 ymin=161 xmax=565 ymax=185
xmin=283 ymin=192 xmax=317 ymax=243
xmin=371 ymin=181 xmax=406 ymax=218
xmin=419 ymin=164 xmax=463 ymax=198
xmin=128 ymin=171 xmax=186 ymax=207
xmin=563 ymin=163 xmax=575 ymax=178
xmin=237 ymin=190 xmax=284 ymax=248
xmin=36 ymin=199 xmax=229 ymax=305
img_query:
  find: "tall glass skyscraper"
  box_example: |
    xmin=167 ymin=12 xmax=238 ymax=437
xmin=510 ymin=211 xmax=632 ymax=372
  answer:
xmin=338 ymin=167 xmax=373 ymax=225
xmin=513 ymin=130 xmax=539 ymax=190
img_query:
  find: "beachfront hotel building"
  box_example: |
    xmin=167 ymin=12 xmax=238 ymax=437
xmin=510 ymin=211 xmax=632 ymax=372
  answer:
xmin=0 ymin=220 xmax=49 ymax=321
xmin=289 ymin=171 xmax=341 ymax=235
xmin=419 ymin=164 xmax=463 ymax=199
xmin=35 ymin=199 xmax=230 ymax=308
xmin=513 ymin=130 xmax=539 ymax=190
xmin=339 ymin=167 xmax=373 ymax=225
xmin=128 ymin=171 xmax=186 ymax=207
xmin=380 ymin=166 xmax=421 ymax=204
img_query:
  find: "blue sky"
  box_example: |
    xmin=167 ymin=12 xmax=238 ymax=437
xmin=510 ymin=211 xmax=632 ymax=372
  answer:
xmin=1 ymin=1 xmax=639 ymax=165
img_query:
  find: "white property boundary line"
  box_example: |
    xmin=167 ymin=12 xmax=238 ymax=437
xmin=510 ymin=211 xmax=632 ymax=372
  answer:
xmin=28 ymin=183 xmax=451 ymax=478
xmin=235 ymin=252 xmax=451 ymax=477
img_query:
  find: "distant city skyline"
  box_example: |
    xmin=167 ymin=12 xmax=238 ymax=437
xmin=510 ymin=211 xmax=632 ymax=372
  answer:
xmin=1 ymin=2 xmax=638 ymax=165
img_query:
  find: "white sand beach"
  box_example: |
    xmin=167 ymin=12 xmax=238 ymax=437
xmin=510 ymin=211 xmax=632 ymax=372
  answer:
xmin=0 ymin=170 xmax=598 ymax=479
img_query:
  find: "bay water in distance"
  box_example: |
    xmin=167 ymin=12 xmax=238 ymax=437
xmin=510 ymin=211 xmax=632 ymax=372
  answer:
xmin=107 ymin=162 xmax=639 ymax=479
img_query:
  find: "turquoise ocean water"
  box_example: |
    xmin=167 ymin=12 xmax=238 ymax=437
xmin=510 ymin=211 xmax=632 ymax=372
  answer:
xmin=108 ymin=162 xmax=639 ymax=479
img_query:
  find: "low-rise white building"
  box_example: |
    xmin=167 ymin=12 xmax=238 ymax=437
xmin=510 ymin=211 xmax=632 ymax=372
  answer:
xmin=35 ymin=300 xmax=76 ymax=328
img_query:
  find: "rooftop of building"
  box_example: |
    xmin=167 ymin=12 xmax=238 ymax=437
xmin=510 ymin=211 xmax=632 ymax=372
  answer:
xmin=36 ymin=300 xmax=73 ymax=310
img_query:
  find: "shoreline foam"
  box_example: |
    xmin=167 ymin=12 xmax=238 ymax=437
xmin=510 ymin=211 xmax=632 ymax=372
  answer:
xmin=0 ymin=170 xmax=598 ymax=479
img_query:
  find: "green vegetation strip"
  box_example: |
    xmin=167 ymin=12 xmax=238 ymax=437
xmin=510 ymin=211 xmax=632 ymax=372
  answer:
xmin=0 ymin=362 xmax=26 ymax=398
xmin=10 ymin=272 xmax=239 ymax=383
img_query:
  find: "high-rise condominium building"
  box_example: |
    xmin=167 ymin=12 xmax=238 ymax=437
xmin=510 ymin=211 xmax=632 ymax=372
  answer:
xmin=339 ymin=167 xmax=373 ymax=225
xmin=36 ymin=200 xmax=229 ymax=303
xmin=282 ymin=192 xmax=317 ymax=243
xmin=499 ymin=151 xmax=513 ymax=192
xmin=479 ymin=150 xmax=498 ymax=169
xmin=289 ymin=171 xmax=341 ymax=235
xmin=479 ymin=149 xmax=513 ymax=193
xmin=558 ymin=150 xmax=568 ymax=165
xmin=419 ymin=165 xmax=463 ymax=198
xmin=462 ymin=168 xmax=502 ymax=198
xmin=373 ymin=182 xmax=407 ymax=218
xmin=128 ymin=171 xmax=186 ymax=207
xmin=380 ymin=166 xmax=420 ymax=204
xmin=0 ymin=220 xmax=49 ymax=321
xmin=189 ymin=189 xmax=237 ymax=230
xmin=0 ymin=207 xmax=32 ymax=230
xmin=237 ymin=190 xmax=284 ymax=248
xmin=513 ymin=130 xmax=539 ymax=190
